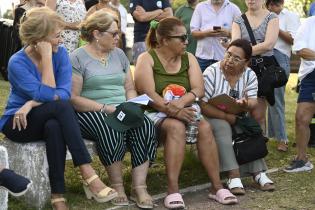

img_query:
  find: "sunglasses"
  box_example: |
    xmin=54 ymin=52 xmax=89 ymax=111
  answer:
xmin=229 ymin=89 xmax=239 ymax=99
xmin=104 ymin=31 xmax=119 ymax=38
xmin=167 ymin=34 xmax=188 ymax=43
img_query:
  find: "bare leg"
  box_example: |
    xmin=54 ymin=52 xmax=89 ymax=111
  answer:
xmin=79 ymin=164 xmax=108 ymax=194
xmin=251 ymin=98 xmax=267 ymax=134
xmin=197 ymin=119 xmax=223 ymax=192
xmin=228 ymin=169 xmax=240 ymax=179
xmin=106 ymin=162 xmax=128 ymax=204
xmin=131 ymin=161 xmax=152 ymax=206
xmin=160 ymin=118 xmax=186 ymax=194
xmin=295 ymin=102 xmax=315 ymax=160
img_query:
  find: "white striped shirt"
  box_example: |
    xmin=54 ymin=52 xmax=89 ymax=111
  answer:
xmin=202 ymin=62 xmax=258 ymax=102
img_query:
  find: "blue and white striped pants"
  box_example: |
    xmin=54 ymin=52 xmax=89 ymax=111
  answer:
xmin=76 ymin=111 xmax=157 ymax=168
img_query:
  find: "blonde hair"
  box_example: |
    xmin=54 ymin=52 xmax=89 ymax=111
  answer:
xmin=19 ymin=7 xmax=64 ymax=45
xmin=81 ymin=10 xmax=117 ymax=42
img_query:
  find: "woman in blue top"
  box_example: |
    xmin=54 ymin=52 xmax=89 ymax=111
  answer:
xmin=0 ymin=7 xmax=117 ymax=210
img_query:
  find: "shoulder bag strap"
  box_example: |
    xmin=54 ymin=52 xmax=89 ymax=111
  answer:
xmin=241 ymin=14 xmax=264 ymax=69
xmin=241 ymin=14 xmax=257 ymax=46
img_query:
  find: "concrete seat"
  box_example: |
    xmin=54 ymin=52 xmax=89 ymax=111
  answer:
xmin=0 ymin=138 xmax=97 ymax=209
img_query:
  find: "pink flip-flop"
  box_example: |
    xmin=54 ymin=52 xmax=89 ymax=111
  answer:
xmin=208 ymin=189 xmax=238 ymax=205
xmin=164 ymin=193 xmax=185 ymax=209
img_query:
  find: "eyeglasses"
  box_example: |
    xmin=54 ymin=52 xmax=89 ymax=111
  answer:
xmin=224 ymin=51 xmax=246 ymax=63
xmin=167 ymin=34 xmax=188 ymax=43
xmin=229 ymin=89 xmax=239 ymax=99
xmin=104 ymin=31 xmax=119 ymax=38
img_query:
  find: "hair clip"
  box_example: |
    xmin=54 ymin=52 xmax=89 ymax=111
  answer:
xmin=150 ymin=20 xmax=159 ymax=29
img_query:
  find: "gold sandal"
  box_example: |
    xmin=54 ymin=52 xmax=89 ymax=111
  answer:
xmin=130 ymin=185 xmax=153 ymax=209
xmin=111 ymin=183 xmax=129 ymax=206
xmin=83 ymin=174 xmax=118 ymax=203
xmin=51 ymin=197 xmax=68 ymax=210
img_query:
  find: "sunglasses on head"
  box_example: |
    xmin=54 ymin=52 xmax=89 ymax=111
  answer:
xmin=167 ymin=34 xmax=188 ymax=43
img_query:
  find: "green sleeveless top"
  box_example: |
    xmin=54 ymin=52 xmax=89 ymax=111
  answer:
xmin=147 ymin=49 xmax=191 ymax=111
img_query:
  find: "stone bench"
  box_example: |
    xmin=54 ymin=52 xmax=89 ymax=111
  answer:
xmin=0 ymin=138 xmax=97 ymax=210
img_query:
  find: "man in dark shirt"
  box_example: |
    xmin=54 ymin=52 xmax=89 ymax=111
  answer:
xmin=130 ymin=0 xmax=173 ymax=64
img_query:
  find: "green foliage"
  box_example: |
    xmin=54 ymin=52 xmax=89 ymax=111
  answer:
xmin=285 ymin=0 xmax=313 ymax=17
xmin=120 ymin=0 xmax=130 ymax=11
xmin=3 ymin=9 xmax=13 ymax=20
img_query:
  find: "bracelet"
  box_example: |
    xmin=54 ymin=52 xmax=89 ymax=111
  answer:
xmin=100 ymin=104 xmax=106 ymax=113
xmin=189 ymin=91 xmax=199 ymax=101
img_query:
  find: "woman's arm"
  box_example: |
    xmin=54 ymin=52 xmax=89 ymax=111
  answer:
xmin=231 ymin=22 xmax=242 ymax=41
xmin=252 ymin=18 xmax=279 ymax=56
xmin=134 ymin=52 xmax=170 ymax=113
xmin=70 ymin=74 xmax=115 ymax=113
xmin=180 ymin=53 xmax=205 ymax=105
xmin=124 ymin=69 xmax=138 ymax=100
xmin=45 ymin=0 xmax=57 ymax=11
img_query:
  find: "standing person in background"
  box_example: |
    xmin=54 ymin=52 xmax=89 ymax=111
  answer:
xmin=190 ymin=0 xmax=241 ymax=72
xmin=284 ymin=16 xmax=315 ymax=173
xmin=12 ymin=0 xmax=45 ymax=53
xmin=175 ymin=0 xmax=199 ymax=55
xmin=308 ymin=1 xmax=315 ymax=16
xmin=231 ymin=0 xmax=279 ymax=133
xmin=129 ymin=0 xmax=173 ymax=64
xmin=266 ymin=0 xmax=300 ymax=152
xmin=111 ymin=0 xmax=128 ymax=52
xmin=46 ymin=0 xmax=87 ymax=53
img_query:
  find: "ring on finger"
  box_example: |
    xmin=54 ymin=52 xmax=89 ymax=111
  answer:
xmin=15 ymin=116 xmax=20 ymax=119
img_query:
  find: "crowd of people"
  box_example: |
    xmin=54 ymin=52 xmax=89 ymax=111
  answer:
xmin=0 ymin=0 xmax=315 ymax=209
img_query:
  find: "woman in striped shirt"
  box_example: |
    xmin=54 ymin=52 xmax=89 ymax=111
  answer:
xmin=201 ymin=39 xmax=275 ymax=195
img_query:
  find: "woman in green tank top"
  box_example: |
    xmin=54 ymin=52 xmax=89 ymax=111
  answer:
xmin=135 ymin=17 xmax=238 ymax=209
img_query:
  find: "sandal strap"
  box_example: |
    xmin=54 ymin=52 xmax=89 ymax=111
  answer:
xmin=97 ymin=186 xmax=115 ymax=197
xmin=254 ymin=172 xmax=273 ymax=186
xmin=51 ymin=197 xmax=66 ymax=205
xmin=84 ymin=174 xmax=99 ymax=185
xmin=227 ymin=178 xmax=244 ymax=189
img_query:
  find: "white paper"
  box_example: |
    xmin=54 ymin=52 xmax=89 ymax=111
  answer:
xmin=127 ymin=94 xmax=153 ymax=105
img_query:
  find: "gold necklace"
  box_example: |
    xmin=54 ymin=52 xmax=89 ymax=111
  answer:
xmin=98 ymin=53 xmax=109 ymax=67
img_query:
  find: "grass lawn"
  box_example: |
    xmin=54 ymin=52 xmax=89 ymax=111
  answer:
xmin=1 ymin=74 xmax=315 ymax=209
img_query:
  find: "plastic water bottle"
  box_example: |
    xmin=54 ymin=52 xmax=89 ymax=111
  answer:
xmin=186 ymin=103 xmax=201 ymax=144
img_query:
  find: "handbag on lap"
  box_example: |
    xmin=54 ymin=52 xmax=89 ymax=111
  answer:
xmin=232 ymin=115 xmax=268 ymax=165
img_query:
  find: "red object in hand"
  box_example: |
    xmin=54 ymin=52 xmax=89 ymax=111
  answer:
xmin=162 ymin=84 xmax=186 ymax=97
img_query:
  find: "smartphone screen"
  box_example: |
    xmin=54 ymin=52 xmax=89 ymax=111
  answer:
xmin=213 ymin=26 xmax=221 ymax=30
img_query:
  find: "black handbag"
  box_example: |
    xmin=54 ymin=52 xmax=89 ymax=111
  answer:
xmin=242 ymin=14 xmax=288 ymax=89
xmin=232 ymin=116 xmax=268 ymax=165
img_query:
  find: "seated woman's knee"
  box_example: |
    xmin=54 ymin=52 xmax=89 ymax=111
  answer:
xmin=50 ymin=100 xmax=74 ymax=113
xmin=198 ymin=120 xmax=215 ymax=144
xmin=44 ymin=119 xmax=60 ymax=131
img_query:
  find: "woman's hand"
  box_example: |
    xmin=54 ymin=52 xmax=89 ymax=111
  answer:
xmin=105 ymin=105 xmax=116 ymax=114
xmin=165 ymin=99 xmax=186 ymax=116
xmin=34 ymin=41 xmax=52 ymax=59
xmin=236 ymin=97 xmax=249 ymax=110
xmin=225 ymin=113 xmax=237 ymax=125
xmin=13 ymin=101 xmax=34 ymax=131
xmin=174 ymin=107 xmax=196 ymax=123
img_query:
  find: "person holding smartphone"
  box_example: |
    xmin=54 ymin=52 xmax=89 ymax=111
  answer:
xmin=190 ymin=0 xmax=241 ymax=72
